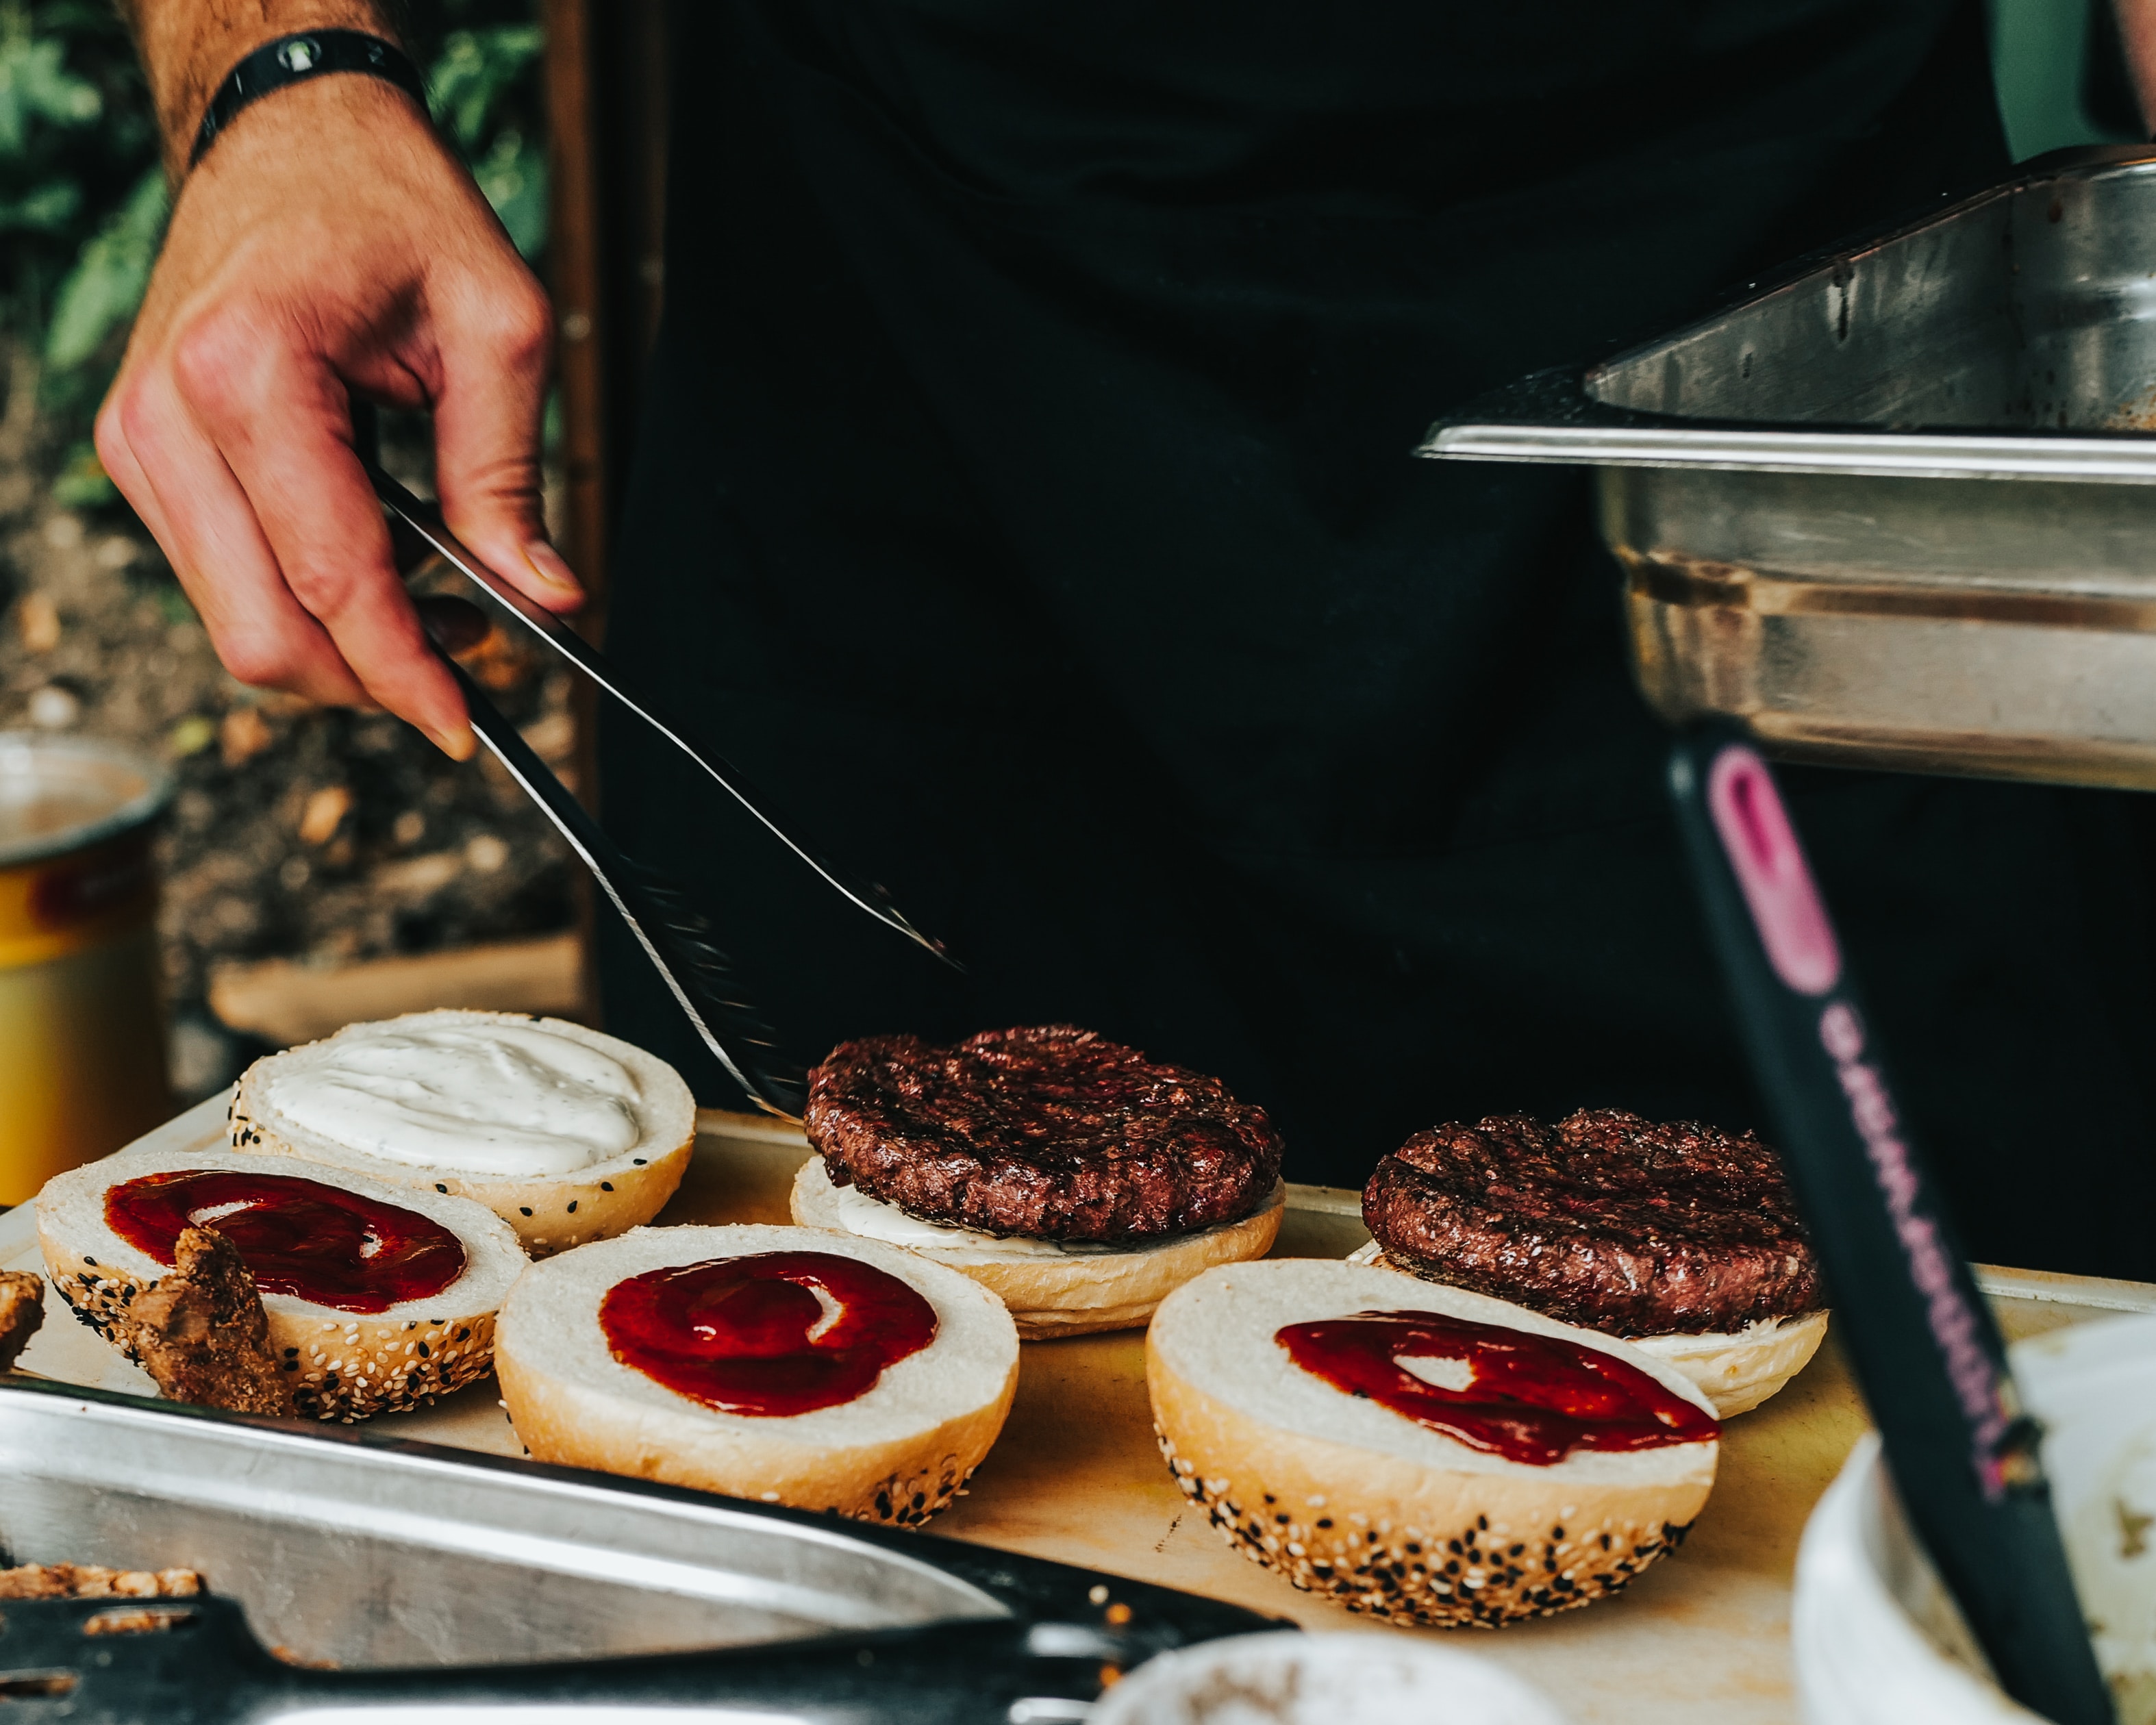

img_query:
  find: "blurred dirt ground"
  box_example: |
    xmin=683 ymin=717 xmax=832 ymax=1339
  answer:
xmin=0 ymin=347 xmax=579 ymax=1100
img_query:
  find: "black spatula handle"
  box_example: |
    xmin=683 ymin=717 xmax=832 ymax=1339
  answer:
xmin=1668 ymin=721 xmax=2112 ymax=1725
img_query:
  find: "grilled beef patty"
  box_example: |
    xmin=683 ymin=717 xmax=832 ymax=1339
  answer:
xmin=1363 ymin=1109 xmax=1820 ymax=1336
xmin=804 ymin=1026 xmax=1283 ymax=1241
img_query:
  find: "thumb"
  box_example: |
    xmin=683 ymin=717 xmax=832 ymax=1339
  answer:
xmin=427 ymin=284 xmax=584 ymax=614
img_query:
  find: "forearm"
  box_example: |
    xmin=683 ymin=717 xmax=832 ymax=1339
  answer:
xmin=2116 ymin=0 xmax=2156 ymax=136
xmin=118 ymin=0 xmax=404 ymax=177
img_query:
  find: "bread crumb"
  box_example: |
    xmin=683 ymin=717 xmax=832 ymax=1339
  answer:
xmin=0 ymin=1565 xmax=202 ymax=1599
xmin=0 ymin=1270 xmax=43 ymax=1372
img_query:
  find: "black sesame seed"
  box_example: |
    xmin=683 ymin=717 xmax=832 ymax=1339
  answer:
xmin=567 ymin=1201 xmax=578 ymax=1213
xmin=84 ymin=1256 xmax=97 ymax=1266
xmin=601 ymin=1181 xmax=614 ymax=1192
xmin=633 ymin=1158 xmax=646 ymax=1166
xmin=1551 ymin=1526 xmax=1565 ymax=1539
xmin=436 ymin=1184 xmax=448 ymax=1194
xmin=418 ymin=1342 xmax=430 ymax=1357
xmin=1316 ymin=1518 xmax=1333 ymax=1528
xmin=519 ymin=1207 xmax=533 ymax=1217
xmin=455 ymin=1327 xmax=469 ymax=1341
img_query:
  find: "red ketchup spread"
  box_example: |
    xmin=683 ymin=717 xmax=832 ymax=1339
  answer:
xmin=105 ymin=1169 xmax=467 ymax=1313
xmin=1275 ymin=1309 xmax=1718 ymax=1466
xmin=600 ymin=1251 xmax=938 ymax=1418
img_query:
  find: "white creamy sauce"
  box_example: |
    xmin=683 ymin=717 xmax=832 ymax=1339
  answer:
xmin=262 ymin=1022 xmax=642 ymax=1176
xmin=832 ymin=1180 xmax=1131 ymax=1260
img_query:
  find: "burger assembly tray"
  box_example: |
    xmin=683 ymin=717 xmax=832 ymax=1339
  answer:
xmin=6 ymin=1097 xmax=2155 ymax=1724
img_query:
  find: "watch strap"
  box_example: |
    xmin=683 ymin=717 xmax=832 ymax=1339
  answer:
xmin=190 ymin=30 xmax=427 ymax=169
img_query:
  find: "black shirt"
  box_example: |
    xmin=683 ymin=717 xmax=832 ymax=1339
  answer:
xmin=598 ymin=0 xmax=2156 ymax=1278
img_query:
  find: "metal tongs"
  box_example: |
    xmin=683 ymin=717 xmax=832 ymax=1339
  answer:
xmin=365 ymin=462 xmax=950 ymax=1121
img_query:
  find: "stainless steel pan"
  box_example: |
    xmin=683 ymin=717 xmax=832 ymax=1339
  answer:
xmin=1421 ymin=146 xmax=2156 ymax=788
xmin=0 ymin=1376 xmax=1271 ymax=1679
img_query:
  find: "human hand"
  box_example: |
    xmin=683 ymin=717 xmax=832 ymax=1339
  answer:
xmin=96 ymin=66 xmax=577 ymax=758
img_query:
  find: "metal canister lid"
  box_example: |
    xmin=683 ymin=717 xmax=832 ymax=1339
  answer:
xmin=0 ymin=733 xmax=174 ymax=870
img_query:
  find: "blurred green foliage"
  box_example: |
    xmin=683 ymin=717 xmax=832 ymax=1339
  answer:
xmin=0 ymin=0 xmax=546 ymax=504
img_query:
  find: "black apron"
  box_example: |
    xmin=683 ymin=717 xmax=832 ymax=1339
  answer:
xmin=599 ymin=0 xmax=2156 ymax=1280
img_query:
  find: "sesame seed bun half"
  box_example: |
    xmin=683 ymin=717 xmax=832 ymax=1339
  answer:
xmin=1344 ymin=1243 xmax=1827 ymax=1418
xmin=36 ymin=1146 xmax=526 ymax=1422
xmin=789 ymin=1155 xmax=1283 ymax=1339
xmin=229 ymin=1010 xmax=696 ymax=1256
xmin=494 ymin=1224 xmax=1020 ymax=1526
xmin=1147 ymin=1258 xmax=1719 ymax=1629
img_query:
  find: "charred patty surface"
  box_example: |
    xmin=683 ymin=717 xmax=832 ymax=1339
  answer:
xmin=1364 ymin=1109 xmax=1820 ymax=1336
xmin=804 ymin=1026 xmax=1283 ymax=1241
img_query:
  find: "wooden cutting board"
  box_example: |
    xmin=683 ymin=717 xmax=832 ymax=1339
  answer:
xmin=6 ymin=1102 xmax=2150 ymax=1725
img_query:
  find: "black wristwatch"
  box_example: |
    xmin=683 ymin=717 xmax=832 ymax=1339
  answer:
xmin=190 ymin=29 xmax=428 ymax=169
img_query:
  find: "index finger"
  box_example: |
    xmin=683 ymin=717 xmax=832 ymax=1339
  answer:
xmin=171 ymin=306 xmax=473 ymax=755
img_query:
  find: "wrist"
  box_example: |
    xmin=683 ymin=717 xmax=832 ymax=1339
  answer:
xmin=125 ymin=1 xmax=404 ymax=176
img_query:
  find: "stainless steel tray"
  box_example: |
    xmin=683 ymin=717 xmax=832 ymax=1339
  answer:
xmin=0 ymin=1376 xmax=1271 ymax=1674
xmin=1420 ymin=147 xmax=2156 ymax=787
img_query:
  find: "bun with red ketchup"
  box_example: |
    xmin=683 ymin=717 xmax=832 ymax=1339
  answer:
xmin=1148 ymin=1258 xmax=1720 ymax=1628
xmin=37 ymin=1146 xmax=525 ymax=1421
xmin=495 ymin=1224 xmax=1020 ymax=1524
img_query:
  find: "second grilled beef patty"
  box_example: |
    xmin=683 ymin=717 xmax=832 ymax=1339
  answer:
xmin=1363 ymin=1109 xmax=1820 ymax=1336
xmin=804 ymin=1026 xmax=1283 ymax=1241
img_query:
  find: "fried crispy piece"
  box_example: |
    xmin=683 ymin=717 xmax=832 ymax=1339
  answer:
xmin=0 ymin=1564 xmax=201 ymax=1599
xmin=116 ymin=1226 xmax=296 ymax=1417
xmin=0 ymin=1269 xmax=42 ymax=1372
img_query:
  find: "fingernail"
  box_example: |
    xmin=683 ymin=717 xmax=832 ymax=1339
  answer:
xmin=522 ymin=540 xmax=583 ymax=596
xmin=431 ymin=722 xmax=477 ymax=763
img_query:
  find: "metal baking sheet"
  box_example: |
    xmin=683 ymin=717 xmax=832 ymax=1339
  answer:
xmin=0 ymin=1375 xmax=1270 ymax=1673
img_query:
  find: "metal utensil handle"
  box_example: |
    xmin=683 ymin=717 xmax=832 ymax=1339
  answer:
xmin=368 ymin=460 xmax=949 ymax=965
xmin=449 ymin=657 xmax=806 ymax=1119
xmin=1667 ymin=720 xmax=2113 ymax=1725
xmin=0 ymin=1598 xmax=1115 ymax=1724
xmin=274 ymin=1619 xmax=1103 ymax=1719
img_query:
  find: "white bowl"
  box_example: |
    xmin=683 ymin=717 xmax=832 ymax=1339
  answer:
xmin=1090 ymin=1631 xmax=1570 ymax=1725
xmin=1794 ymin=1313 xmax=2156 ymax=1725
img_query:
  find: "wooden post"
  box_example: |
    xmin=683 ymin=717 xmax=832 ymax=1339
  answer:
xmin=542 ymin=0 xmax=670 ymax=1026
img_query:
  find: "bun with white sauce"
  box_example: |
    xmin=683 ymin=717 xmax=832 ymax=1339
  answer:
xmin=496 ymin=1224 xmax=1019 ymax=1524
xmin=37 ymin=1146 xmax=525 ymax=1421
xmin=795 ymin=1027 xmax=1287 ymax=1335
xmin=1148 ymin=1258 xmax=1720 ymax=1628
xmin=229 ymin=1009 xmax=696 ymax=1255
xmin=1344 ymin=1242 xmax=1827 ymax=1420
xmin=1360 ymin=1109 xmax=1829 ymax=1418
xmin=791 ymin=1156 xmax=1283 ymax=1338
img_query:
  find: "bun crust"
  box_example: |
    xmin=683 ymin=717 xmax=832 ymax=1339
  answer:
xmin=1147 ymin=1259 xmax=1718 ymax=1628
xmin=229 ymin=1011 xmax=696 ymax=1255
xmin=790 ymin=1157 xmax=1283 ymax=1337
xmin=495 ymin=1225 xmax=1020 ymax=1524
xmin=36 ymin=1146 xmax=525 ymax=1422
xmin=1348 ymin=1244 xmax=1827 ymax=1418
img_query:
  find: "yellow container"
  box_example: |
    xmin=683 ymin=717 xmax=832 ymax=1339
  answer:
xmin=0 ymin=735 xmax=173 ymax=1205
